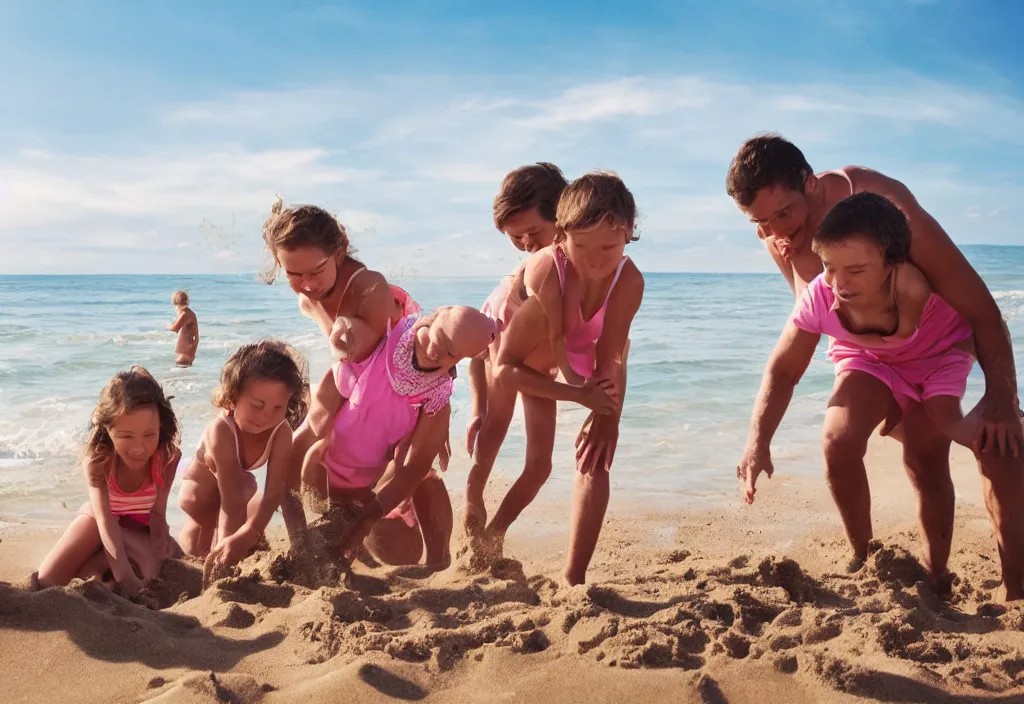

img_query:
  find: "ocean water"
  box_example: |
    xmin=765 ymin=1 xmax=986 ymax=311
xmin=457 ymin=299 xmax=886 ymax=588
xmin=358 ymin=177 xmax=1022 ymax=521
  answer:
xmin=1 ymin=246 xmax=1023 ymax=529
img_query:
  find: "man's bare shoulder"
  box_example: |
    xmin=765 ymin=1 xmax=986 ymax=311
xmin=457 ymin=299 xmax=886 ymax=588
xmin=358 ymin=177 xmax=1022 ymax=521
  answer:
xmin=831 ymin=166 xmax=912 ymax=200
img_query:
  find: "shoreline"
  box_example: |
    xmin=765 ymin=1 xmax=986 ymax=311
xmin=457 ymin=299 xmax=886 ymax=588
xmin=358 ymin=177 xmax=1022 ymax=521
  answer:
xmin=4 ymin=436 xmax=1024 ymax=702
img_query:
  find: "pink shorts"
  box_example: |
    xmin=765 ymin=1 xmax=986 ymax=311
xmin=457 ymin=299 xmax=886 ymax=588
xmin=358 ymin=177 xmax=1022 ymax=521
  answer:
xmin=834 ymin=348 xmax=975 ymax=410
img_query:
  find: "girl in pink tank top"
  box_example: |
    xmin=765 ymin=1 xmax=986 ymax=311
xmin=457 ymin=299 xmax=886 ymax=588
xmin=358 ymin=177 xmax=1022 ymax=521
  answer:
xmin=35 ymin=366 xmax=182 ymax=598
xmin=480 ymin=172 xmax=646 ymax=587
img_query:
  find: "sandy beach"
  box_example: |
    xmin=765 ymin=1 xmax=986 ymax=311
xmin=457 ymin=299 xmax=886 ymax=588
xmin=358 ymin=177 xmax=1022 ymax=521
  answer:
xmin=3 ymin=435 xmax=1024 ymax=703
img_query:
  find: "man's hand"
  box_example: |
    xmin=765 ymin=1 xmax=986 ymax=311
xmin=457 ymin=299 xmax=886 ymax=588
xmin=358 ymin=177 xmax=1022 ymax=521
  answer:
xmin=575 ymin=412 xmax=620 ymax=475
xmin=736 ymin=441 xmax=774 ymax=504
xmin=972 ymin=386 xmax=1023 ymax=458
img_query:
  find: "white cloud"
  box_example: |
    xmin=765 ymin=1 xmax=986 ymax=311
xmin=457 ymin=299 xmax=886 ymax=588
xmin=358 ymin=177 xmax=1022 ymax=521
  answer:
xmin=2 ymin=70 xmax=1022 ymax=275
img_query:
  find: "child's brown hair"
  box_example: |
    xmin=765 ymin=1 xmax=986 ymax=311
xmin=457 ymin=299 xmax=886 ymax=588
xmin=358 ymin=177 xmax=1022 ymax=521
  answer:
xmin=261 ymin=198 xmax=355 ymax=284
xmin=83 ymin=366 xmax=180 ymax=482
xmin=555 ymin=171 xmax=639 ymax=243
xmin=172 ymin=290 xmax=189 ymax=307
xmin=212 ymin=339 xmax=310 ymax=430
xmin=492 ymin=162 xmax=568 ymax=231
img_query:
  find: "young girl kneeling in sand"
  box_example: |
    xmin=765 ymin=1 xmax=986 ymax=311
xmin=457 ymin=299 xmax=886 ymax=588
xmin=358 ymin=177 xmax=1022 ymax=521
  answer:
xmin=178 ymin=340 xmax=309 ymax=567
xmin=35 ymin=367 xmax=182 ymax=596
xmin=484 ymin=171 xmax=645 ymax=586
xmin=300 ymin=306 xmax=499 ymax=569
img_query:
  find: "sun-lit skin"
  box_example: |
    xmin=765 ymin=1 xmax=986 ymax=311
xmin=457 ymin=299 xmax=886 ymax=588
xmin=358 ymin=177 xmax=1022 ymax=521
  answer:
xmin=229 ymin=378 xmax=292 ymax=435
xmin=106 ymin=406 xmax=161 ymax=475
xmin=818 ymin=236 xmax=893 ymax=307
xmin=502 ymin=208 xmax=558 ymax=253
xmin=412 ymin=306 xmax=496 ymax=371
xmin=562 ymin=218 xmax=631 ymax=281
xmin=276 ymin=246 xmax=340 ymax=301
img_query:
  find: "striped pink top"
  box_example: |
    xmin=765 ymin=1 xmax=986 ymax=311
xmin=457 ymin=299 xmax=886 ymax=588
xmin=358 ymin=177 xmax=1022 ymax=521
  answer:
xmin=107 ymin=450 xmax=166 ymax=523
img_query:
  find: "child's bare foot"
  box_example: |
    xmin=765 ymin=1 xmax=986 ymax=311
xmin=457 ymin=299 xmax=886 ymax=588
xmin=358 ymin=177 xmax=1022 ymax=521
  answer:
xmin=932 ymin=571 xmax=956 ymax=601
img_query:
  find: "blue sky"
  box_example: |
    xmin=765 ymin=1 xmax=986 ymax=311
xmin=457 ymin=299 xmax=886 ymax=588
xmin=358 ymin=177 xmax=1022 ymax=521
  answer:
xmin=1 ymin=0 xmax=1022 ymax=276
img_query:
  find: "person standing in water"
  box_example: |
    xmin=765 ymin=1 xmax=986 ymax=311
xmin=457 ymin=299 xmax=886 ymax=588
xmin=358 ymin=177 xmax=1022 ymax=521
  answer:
xmin=166 ymin=290 xmax=199 ymax=367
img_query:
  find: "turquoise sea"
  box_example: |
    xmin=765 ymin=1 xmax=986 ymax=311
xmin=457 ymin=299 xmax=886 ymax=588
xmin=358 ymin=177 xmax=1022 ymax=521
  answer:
xmin=1 ymin=246 xmax=1022 ymax=530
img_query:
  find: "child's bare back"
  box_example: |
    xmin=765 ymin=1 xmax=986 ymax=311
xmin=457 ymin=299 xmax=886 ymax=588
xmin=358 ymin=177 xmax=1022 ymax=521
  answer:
xmin=168 ymin=291 xmax=199 ymax=367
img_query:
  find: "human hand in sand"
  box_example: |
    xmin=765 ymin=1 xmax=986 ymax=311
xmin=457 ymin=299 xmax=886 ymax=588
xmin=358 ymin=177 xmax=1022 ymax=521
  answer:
xmin=737 ymin=442 xmax=774 ymax=504
xmin=206 ymin=527 xmax=256 ymax=572
xmin=576 ymin=412 xmax=619 ymax=474
xmin=115 ymin=570 xmax=145 ymax=598
xmin=579 ymin=377 xmax=619 ymax=415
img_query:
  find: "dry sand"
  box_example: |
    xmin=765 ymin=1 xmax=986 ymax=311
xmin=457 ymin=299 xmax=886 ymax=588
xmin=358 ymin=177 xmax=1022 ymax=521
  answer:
xmin=3 ymin=437 xmax=1024 ymax=703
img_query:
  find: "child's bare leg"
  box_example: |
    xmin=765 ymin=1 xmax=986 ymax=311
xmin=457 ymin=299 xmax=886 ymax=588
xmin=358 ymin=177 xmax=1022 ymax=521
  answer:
xmin=282 ymin=423 xmax=317 ymax=546
xmin=412 ymin=470 xmax=453 ymax=568
xmin=901 ymin=400 xmax=956 ymax=589
xmin=564 ymin=466 xmax=610 ymax=586
xmin=36 ymin=513 xmax=103 ymax=588
xmin=487 ymin=396 xmax=557 ymax=543
xmin=464 ymin=375 xmax=517 ymax=536
xmin=177 ymin=471 xmax=220 ymax=557
xmin=77 ymin=550 xmax=111 ymax=582
xmin=365 ymin=517 xmax=424 ymax=566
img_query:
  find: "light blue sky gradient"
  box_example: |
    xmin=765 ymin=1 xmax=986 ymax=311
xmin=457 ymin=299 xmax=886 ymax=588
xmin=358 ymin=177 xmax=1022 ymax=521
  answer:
xmin=1 ymin=1 xmax=1021 ymax=276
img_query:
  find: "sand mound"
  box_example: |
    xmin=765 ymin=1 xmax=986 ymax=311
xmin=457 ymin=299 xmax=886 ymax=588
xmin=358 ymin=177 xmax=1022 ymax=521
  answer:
xmin=8 ymin=526 xmax=1023 ymax=703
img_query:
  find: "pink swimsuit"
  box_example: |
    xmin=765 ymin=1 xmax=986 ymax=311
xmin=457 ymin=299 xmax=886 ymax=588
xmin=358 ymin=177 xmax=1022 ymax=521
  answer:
xmin=792 ymin=274 xmax=974 ymax=409
xmin=80 ymin=450 xmax=166 ymax=527
xmin=555 ymin=246 xmax=629 ymax=379
xmin=323 ymin=315 xmax=455 ymax=526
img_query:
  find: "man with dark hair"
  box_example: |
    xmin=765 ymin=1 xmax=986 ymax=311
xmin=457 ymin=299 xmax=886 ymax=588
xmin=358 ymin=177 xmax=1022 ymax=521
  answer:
xmin=728 ymin=134 xmax=1023 ymax=591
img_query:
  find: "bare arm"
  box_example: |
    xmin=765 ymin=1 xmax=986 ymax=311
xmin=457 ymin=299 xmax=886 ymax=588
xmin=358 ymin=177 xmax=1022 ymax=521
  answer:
xmin=148 ymin=449 xmax=180 ymax=554
xmin=746 ymin=321 xmax=820 ymax=450
xmin=375 ymin=405 xmax=450 ymax=514
xmin=763 ymin=235 xmax=796 ymax=294
xmin=208 ymin=421 xmax=250 ymax=541
xmin=84 ymin=460 xmax=133 ymax=583
xmin=348 ymin=270 xmax=398 ymax=364
xmin=167 ymin=311 xmax=188 ymax=332
xmin=468 ymin=356 xmax=487 ymax=420
xmin=494 ymin=296 xmax=592 ymax=405
xmin=593 ymin=264 xmax=644 ymax=399
xmin=245 ymin=428 xmax=293 ymax=537
xmin=308 ymin=366 xmax=345 ymax=440
xmin=868 ymin=173 xmax=1016 ymax=389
